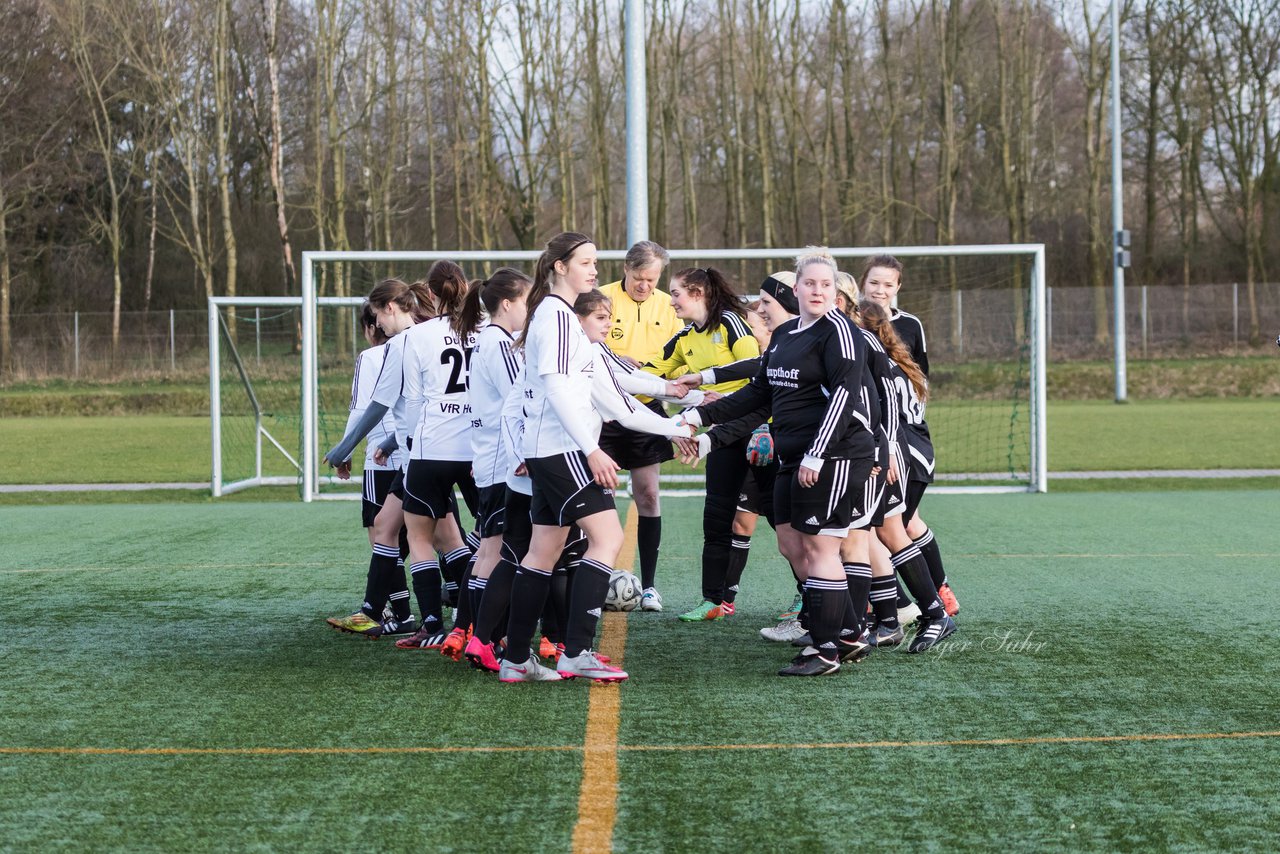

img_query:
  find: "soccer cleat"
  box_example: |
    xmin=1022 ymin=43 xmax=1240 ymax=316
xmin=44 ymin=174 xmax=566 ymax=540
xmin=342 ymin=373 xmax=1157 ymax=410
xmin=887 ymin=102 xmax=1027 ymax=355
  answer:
xmin=641 ymin=588 xmax=664 ymax=612
xmin=938 ymin=583 xmax=960 ymax=616
xmin=838 ymin=633 xmax=874 ymax=663
xmin=907 ymin=615 xmax=957 ymax=654
xmin=678 ymin=600 xmax=726 ymax=622
xmin=556 ymin=650 xmax=628 ymax=682
xmin=553 ymin=643 xmax=610 ymax=664
xmin=871 ymin=624 xmax=906 ymax=647
xmin=464 ymin=635 xmax=502 ymax=672
xmin=760 ymin=619 xmax=808 ymax=643
xmin=790 ymin=632 xmax=814 ymax=648
xmin=777 ymin=593 xmax=803 ymax=622
xmin=440 ymin=627 xmax=470 ymax=661
xmin=498 ymin=656 xmax=563 ymax=682
xmin=719 ymin=601 xmax=736 ymax=617
xmin=395 ymin=624 xmax=448 ymax=650
xmin=377 ymin=615 xmax=418 ymax=638
xmin=327 ymin=611 xmax=383 ymax=637
xmin=778 ymin=648 xmax=841 ymax=677
xmin=897 ymin=601 xmax=922 ymax=627
xmin=538 ymin=636 xmax=559 ymax=661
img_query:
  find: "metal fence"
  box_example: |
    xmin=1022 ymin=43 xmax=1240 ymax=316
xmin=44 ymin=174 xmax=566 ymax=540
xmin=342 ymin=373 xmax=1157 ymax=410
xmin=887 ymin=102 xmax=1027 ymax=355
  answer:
xmin=4 ymin=280 xmax=1278 ymax=384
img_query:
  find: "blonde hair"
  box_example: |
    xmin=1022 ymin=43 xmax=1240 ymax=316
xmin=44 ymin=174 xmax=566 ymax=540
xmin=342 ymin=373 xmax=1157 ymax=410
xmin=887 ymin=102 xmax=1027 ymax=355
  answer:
xmin=795 ymin=246 xmax=839 ymax=282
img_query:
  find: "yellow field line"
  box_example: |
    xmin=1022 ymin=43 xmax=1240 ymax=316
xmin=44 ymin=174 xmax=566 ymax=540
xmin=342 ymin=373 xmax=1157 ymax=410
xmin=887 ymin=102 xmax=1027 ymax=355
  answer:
xmin=570 ymin=507 xmax=637 ymax=854
xmin=4 ymin=730 xmax=1278 ymax=758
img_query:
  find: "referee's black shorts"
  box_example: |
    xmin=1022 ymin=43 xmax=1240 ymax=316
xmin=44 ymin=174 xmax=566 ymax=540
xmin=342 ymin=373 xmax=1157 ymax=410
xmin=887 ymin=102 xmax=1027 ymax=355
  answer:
xmin=526 ymin=451 xmax=616 ymax=527
xmin=597 ymin=400 xmax=675 ymax=469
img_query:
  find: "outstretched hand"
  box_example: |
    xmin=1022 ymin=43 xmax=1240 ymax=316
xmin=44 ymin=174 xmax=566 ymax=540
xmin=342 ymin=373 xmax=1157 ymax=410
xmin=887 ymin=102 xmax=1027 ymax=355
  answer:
xmin=673 ymin=436 xmax=701 ymax=466
xmin=586 ymin=449 xmax=621 ymax=490
xmin=674 ymin=374 xmax=703 ymax=389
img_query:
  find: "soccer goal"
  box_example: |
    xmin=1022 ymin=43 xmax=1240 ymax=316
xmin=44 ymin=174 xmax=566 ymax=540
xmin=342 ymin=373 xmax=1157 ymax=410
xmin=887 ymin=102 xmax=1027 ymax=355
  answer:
xmin=210 ymin=244 xmax=1046 ymax=500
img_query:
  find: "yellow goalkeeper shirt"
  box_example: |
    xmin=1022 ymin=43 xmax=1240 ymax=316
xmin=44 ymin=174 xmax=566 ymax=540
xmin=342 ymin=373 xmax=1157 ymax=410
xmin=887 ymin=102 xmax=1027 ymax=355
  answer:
xmin=642 ymin=312 xmax=761 ymax=397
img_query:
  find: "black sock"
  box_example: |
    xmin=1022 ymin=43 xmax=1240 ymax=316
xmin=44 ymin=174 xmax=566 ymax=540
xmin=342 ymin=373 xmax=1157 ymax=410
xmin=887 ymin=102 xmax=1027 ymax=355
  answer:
xmin=545 ymin=567 xmax=569 ymax=645
xmin=892 ymin=544 xmax=946 ymax=620
xmin=895 ymin=577 xmax=913 ymax=608
xmin=564 ymin=558 xmax=612 ymax=657
xmin=869 ymin=576 xmax=900 ymax=629
xmin=503 ymin=564 xmax=553 ymax=665
xmin=450 ymin=561 xmax=474 ymax=631
xmin=467 ymin=576 xmax=486 ymax=630
xmin=842 ymin=562 xmax=872 ymax=636
xmin=441 ymin=546 xmax=471 ymax=611
xmin=362 ymin=543 xmax=400 ymax=618
xmin=465 ymin=528 xmax=481 ymax=554
xmin=804 ymin=577 xmax=847 ymax=662
xmin=637 ymin=515 xmax=662 ymax=590
xmin=409 ymin=559 xmax=442 ymax=625
xmin=474 ymin=559 xmax=516 ymax=645
xmin=723 ymin=536 xmax=751 ymax=604
xmin=914 ymin=528 xmax=948 ymax=589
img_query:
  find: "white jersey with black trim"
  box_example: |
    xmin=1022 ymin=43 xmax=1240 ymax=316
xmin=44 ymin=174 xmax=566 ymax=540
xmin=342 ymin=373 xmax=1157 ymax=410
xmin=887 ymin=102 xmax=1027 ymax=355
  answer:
xmin=402 ymin=316 xmax=478 ymax=462
xmin=369 ymin=329 xmax=412 ymax=469
xmin=521 ymin=295 xmax=600 ymax=459
xmin=347 ymin=343 xmax=403 ymax=472
xmin=469 ymin=324 xmax=523 ymax=487
xmin=500 ymin=367 xmax=533 ymax=495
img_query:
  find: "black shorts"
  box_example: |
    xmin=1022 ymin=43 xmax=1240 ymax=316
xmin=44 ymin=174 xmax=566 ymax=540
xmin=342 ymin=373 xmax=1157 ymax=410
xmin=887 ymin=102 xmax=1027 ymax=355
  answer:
xmin=361 ymin=469 xmax=398 ymax=527
xmin=388 ymin=468 xmax=406 ymax=500
xmin=737 ymin=476 xmax=761 ymax=515
xmin=402 ymin=459 xmax=474 ymax=519
xmin=475 ymin=484 xmax=509 ymax=538
xmin=526 ymin=452 xmax=617 ymax=527
xmin=501 ymin=490 xmax=533 ymax=564
xmin=774 ymin=457 xmax=875 ymax=537
xmin=903 ymin=479 xmax=929 ymax=527
xmin=598 ymin=400 xmax=675 ymax=470
xmin=876 ymin=464 xmax=909 ymax=523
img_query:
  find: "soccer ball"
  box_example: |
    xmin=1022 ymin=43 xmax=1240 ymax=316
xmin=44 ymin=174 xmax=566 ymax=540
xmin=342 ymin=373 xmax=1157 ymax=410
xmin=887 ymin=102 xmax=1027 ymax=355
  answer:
xmin=604 ymin=570 xmax=642 ymax=612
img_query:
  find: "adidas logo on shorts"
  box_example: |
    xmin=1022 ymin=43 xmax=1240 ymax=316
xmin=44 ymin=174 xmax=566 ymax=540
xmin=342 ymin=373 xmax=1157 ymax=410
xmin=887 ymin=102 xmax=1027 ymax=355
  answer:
xmin=588 ymin=607 xmax=602 ymax=618
xmin=805 ymin=516 xmax=820 ymax=526
xmin=888 ymin=495 xmax=900 ymax=504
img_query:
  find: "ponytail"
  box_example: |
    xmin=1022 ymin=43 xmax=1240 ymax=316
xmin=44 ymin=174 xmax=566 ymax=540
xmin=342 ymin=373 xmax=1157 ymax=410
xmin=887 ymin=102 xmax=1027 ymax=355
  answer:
xmin=427 ymin=260 xmax=473 ymax=337
xmin=459 ymin=267 xmax=533 ymax=332
xmin=367 ymin=278 xmax=432 ymax=323
xmin=672 ymin=266 xmax=748 ymax=329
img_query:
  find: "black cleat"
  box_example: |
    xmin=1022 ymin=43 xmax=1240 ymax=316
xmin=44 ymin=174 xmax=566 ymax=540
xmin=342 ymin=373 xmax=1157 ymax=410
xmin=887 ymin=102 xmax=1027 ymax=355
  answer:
xmin=838 ymin=633 xmax=874 ymax=663
xmin=778 ymin=649 xmax=841 ymax=677
xmin=907 ymin=615 xmax=957 ymax=653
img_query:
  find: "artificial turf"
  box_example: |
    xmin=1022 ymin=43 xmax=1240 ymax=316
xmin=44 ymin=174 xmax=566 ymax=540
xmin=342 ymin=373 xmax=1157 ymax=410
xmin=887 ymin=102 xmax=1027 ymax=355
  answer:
xmin=1 ymin=491 xmax=1278 ymax=850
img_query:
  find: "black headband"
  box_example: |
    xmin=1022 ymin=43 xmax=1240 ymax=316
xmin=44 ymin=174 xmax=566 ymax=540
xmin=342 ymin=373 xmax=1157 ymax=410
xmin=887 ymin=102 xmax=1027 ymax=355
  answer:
xmin=557 ymin=238 xmax=592 ymax=262
xmin=759 ymin=275 xmax=799 ymax=314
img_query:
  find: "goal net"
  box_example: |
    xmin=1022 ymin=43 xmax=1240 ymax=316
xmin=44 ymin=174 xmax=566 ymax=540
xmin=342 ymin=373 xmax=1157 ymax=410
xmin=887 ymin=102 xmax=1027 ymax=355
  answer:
xmin=210 ymin=245 xmax=1046 ymax=500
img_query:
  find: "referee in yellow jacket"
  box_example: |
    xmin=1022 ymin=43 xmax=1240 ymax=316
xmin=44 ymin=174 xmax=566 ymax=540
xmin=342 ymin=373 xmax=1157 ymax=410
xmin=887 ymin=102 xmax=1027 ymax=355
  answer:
xmin=598 ymin=241 xmax=684 ymax=611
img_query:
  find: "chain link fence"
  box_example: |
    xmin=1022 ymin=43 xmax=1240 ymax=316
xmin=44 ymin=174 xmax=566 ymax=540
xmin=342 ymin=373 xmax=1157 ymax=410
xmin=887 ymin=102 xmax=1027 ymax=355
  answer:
xmin=3 ymin=281 xmax=1278 ymax=384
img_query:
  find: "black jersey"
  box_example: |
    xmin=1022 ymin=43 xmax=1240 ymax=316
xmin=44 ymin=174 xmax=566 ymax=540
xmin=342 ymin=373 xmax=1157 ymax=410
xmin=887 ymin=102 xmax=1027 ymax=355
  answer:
xmin=884 ymin=358 xmax=935 ymax=482
xmin=694 ymin=311 xmax=874 ymax=465
xmin=891 ymin=310 xmax=929 ymax=377
xmin=857 ymin=326 xmax=896 ymax=465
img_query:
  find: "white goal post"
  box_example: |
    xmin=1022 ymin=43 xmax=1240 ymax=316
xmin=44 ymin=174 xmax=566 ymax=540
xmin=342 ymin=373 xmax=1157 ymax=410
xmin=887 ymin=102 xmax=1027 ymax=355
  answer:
xmin=210 ymin=244 xmax=1046 ymax=500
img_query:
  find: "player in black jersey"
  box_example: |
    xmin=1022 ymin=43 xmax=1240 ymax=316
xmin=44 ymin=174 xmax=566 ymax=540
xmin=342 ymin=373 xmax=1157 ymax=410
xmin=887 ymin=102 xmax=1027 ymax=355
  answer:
xmin=861 ymin=255 xmax=959 ymax=617
xmin=680 ymin=250 xmax=877 ymax=676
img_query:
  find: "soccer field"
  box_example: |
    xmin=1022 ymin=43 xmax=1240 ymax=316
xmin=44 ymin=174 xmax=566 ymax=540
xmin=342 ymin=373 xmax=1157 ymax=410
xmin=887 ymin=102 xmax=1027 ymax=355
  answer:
xmin=2 ymin=492 xmax=1278 ymax=851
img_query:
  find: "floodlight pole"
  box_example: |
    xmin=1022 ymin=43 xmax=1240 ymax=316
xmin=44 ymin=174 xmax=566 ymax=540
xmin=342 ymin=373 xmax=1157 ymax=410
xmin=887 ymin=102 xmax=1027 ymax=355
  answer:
xmin=624 ymin=0 xmax=648 ymax=245
xmin=1111 ymin=0 xmax=1128 ymax=402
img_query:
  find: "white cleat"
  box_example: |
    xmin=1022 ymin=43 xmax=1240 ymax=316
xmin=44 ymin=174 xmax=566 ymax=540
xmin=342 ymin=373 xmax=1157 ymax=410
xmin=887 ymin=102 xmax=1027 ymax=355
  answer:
xmin=760 ymin=618 xmax=808 ymax=643
xmin=556 ymin=650 xmax=629 ymax=682
xmin=897 ymin=601 xmax=922 ymax=627
xmin=498 ymin=656 xmax=563 ymax=683
xmin=641 ymin=587 xmax=663 ymax=612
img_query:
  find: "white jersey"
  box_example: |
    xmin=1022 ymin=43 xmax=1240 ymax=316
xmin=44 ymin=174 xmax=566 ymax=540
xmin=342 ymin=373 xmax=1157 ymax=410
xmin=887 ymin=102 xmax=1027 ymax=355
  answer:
xmin=469 ymin=324 xmax=522 ymax=487
xmin=346 ymin=343 xmax=403 ymax=471
xmin=501 ymin=367 xmax=533 ymax=496
xmin=521 ymin=295 xmax=601 ymax=459
xmin=402 ymin=316 xmax=478 ymax=462
xmin=370 ymin=329 xmax=412 ymax=470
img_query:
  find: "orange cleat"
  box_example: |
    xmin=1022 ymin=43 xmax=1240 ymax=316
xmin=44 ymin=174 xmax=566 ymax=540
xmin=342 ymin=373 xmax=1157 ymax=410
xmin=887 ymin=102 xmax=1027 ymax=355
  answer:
xmin=938 ymin=583 xmax=960 ymax=617
xmin=440 ymin=627 xmax=471 ymax=661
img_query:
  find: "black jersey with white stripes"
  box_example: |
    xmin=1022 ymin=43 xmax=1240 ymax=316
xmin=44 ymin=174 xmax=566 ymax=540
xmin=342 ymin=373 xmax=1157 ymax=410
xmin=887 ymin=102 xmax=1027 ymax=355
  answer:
xmin=857 ymin=326 xmax=896 ymax=465
xmin=884 ymin=359 xmax=935 ymax=481
xmin=890 ymin=310 xmax=929 ymax=377
xmin=693 ymin=311 xmax=874 ymax=465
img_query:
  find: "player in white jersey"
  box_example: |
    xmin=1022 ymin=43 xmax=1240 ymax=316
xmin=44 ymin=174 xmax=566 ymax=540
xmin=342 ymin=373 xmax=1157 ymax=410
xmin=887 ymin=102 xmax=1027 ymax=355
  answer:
xmin=498 ymin=232 xmax=692 ymax=683
xmin=395 ymin=260 xmax=482 ymax=659
xmin=323 ymin=279 xmax=433 ymax=638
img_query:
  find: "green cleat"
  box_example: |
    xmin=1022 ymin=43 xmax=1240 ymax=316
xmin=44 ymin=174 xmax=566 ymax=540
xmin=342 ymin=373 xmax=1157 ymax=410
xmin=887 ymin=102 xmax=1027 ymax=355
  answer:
xmin=777 ymin=593 xmax=803 ymax=622
xmin=678 ymin=600 xmax=726 ymax=622
xmin=326 ymin=611 xmax=382 ymax=637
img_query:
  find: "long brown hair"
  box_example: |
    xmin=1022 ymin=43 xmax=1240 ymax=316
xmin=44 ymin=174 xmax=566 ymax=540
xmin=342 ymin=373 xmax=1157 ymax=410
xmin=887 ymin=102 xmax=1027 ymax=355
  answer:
xmin=427 ymin=260 xmax=473 ymax=336
xmin=573 ymin=289 xmax=612 ymax=318
xmin=518 ymin=231 xmax=593 ymax=349
xmin=860 ymin=254 xmax=904 ymax=290
xmin=359 ymin=301 xmax=388 ymax=345
xmin=671 ymin=267 xmax=747 ymax=329
xmin=857 ymin=299 xmax=927 ymax=403
xmin=458 ymin=267 xmax=533 ymax=332
xmin=367 ymin=278 xmax=432 ymax=323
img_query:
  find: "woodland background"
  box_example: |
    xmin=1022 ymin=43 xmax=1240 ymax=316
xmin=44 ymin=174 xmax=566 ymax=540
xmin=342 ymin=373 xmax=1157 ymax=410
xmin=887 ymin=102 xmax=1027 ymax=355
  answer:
xmin=2 ymin=0 xmax=1279 ymax=378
